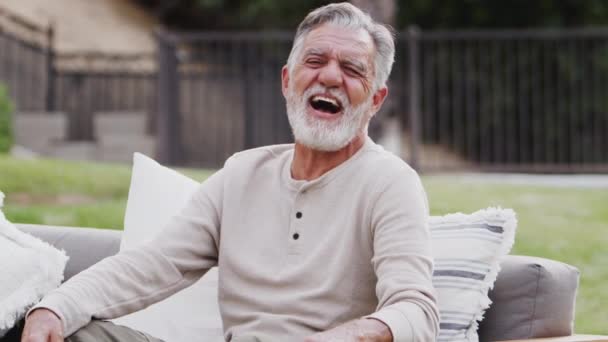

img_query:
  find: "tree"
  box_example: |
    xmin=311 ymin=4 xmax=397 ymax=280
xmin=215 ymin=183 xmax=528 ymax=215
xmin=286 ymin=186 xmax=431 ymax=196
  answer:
xmin=135 ymin=0 xmax=339 ymax=30
xmin=397 ymin=0 xmax=608 ymax=29
xmin=135 ymin=0 xmax=608 ymax=30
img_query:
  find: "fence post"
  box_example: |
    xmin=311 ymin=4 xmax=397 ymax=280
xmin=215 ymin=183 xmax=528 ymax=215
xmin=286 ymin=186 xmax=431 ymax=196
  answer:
xmin=45 ymin=23 xmax=56 ymax=112
xmin=156 ymin=29 xmax=180 ymax=165
xmin=406 ymin=26 xmax=422 ymax=171
xmin=242 ymin=59 xmax=254 ymax=150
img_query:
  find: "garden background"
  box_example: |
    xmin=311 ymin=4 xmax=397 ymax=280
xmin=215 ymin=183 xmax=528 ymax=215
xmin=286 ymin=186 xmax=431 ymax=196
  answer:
xmin=1 ymin=0 xmax=607 ymax=334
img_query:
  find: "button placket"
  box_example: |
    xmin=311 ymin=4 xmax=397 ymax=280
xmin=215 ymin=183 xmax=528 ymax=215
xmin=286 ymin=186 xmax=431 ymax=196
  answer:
xmin=291 ymin=189 xmax=307 ymax=244
xmin=292 ymin=209 xmax=303 ymax=241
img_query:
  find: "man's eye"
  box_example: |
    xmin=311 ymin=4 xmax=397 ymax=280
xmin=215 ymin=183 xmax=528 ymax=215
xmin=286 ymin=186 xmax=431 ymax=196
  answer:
xmin=306 ymin=59 xmax=322 ymax=66
xmin=345 ymin=67 xmax=362 ymax=76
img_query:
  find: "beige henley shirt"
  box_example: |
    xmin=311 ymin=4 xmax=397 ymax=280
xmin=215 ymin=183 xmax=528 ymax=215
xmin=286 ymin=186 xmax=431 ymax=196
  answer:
xmin=34 ymin=137 xmax=439 ymax=341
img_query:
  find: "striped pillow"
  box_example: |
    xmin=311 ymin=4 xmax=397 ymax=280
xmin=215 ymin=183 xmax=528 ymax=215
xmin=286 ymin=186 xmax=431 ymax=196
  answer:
xmin=430 ymin=208 xmax=517 ymax=342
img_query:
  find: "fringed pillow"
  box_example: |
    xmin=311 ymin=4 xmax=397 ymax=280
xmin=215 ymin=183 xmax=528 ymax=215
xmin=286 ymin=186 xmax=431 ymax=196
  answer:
xmin=430 ymin=208 xmax=517 ymax=342
xmin=429 ymin=208 xmax=517 ymax=342
xmin=0 ymin=191 xmax=68 ymax=337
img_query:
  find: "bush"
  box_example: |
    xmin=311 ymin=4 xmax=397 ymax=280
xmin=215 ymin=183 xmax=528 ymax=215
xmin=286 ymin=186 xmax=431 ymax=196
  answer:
xmin=0 ymin=84 xmax=14 ymax=154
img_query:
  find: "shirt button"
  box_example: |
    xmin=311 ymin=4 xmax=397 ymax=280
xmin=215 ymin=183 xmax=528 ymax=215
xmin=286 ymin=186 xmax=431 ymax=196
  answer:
xmin=296 ymin=212 xmax=303 ymax=219
xmin=293 ymin=233 xmax=300 ymax=240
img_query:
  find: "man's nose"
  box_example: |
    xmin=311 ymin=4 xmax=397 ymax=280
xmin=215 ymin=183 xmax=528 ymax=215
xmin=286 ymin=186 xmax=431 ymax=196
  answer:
xmin=317 ymin=61 xmax=342 ymax=88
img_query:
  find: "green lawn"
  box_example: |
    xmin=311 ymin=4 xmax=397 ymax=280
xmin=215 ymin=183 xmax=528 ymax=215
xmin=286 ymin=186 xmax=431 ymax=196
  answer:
xmin=0 ymin=155 xmax=211 ymax=228
xmin=1 ymin=155 xmax=606 ymax=334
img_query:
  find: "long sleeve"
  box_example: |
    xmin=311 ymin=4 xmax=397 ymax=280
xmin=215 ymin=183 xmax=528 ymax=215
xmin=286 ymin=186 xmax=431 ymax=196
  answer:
xmin=30 ymin=169 xmax=225 ymax=337
xmin=366 ymin=167 xmax=440 ymax=342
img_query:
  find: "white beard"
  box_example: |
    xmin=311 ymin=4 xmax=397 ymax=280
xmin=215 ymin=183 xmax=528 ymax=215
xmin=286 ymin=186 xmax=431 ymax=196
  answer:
xmin=285 ymin=84 xmax=373 ymax=151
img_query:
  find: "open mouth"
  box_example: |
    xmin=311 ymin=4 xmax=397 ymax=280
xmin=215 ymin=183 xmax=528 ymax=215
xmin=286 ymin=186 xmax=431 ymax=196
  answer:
xmin=309 ymin=95 xmax=343 ymax=115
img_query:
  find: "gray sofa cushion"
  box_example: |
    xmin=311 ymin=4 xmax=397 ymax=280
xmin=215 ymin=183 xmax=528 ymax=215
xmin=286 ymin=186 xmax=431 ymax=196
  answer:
xmin=478 ymin=255 xmax=579 ymax=341
xmin=16 ymin=224 xmax=121 ymax=281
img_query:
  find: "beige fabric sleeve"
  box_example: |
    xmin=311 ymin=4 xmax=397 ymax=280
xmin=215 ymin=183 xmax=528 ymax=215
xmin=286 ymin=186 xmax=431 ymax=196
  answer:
xmin=29 ymin=169 xmax=225 ymax=336
xmin=366 ymin=167 xmax=439 ymax=342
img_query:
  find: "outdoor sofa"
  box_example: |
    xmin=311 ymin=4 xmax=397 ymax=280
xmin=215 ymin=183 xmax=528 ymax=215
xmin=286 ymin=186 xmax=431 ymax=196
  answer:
xmin=3 ymin=223 xmax=599 ymax=342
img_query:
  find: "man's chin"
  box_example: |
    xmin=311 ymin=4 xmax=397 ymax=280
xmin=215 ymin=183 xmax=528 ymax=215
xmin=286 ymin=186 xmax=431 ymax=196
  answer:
xmin=287 ymin=108 xmax=358 ymax=152
xmin=293 ymin=133 xmax=353 ymax=152
xmin=296 ymin=142 xmax=344 ymax=152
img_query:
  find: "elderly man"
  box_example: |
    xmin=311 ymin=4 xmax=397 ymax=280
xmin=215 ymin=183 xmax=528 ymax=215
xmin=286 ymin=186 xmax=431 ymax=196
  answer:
xmin=21 ymin=3 xmax=438 ymax=342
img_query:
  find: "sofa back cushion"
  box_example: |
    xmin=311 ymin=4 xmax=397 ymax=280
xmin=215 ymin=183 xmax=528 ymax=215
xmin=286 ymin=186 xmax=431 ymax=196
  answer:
xmin=18 ymin=224 xmax=120 ymax=281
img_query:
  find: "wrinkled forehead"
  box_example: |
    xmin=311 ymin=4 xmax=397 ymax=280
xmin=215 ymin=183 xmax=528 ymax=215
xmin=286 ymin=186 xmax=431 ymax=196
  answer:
xmin=300 ymin=24 xmax=375 ymax=64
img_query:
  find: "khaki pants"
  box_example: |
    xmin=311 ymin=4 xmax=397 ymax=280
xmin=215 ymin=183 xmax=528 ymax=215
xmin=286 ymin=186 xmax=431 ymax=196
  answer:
xmin=65 ymin=321 xmax=164 ymax=342
xmin=65 ymin=321 xmax=265 ymax=342
xmin=6 ymin=319 xmax=266 ymax=342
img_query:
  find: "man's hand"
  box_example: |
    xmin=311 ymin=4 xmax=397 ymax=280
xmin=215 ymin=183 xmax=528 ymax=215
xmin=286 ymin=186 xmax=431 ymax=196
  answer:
xmin=21 ymin=308 xmax=64 ymax=342
xmin=304 ymin=318 xmax=392 ymax=342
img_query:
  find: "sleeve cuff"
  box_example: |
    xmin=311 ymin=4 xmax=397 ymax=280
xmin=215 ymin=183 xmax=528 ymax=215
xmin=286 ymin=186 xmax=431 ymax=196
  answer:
xmin=26 ymin=305 xmax=62 ymax=321
xmin=366 ymin=306 xmax=414 ymax=342
xmin=27 ymin=292 xmax=89 ymax=337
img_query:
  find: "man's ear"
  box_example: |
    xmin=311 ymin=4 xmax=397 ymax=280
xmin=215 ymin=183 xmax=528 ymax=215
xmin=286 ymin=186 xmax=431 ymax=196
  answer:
xmin=371 ymin=86 xmax=388 ymax=113
xmin=281 ymin=65 xmax=289 ymax=98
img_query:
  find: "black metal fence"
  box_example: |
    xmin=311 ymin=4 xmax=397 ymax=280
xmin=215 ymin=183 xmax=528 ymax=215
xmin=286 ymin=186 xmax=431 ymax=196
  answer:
xmin=2 ymin=5 xmax=607 ymax=172
xmin=55 ymin=67 xmax=156 ymax=140
xmin=0 ymin=6 xmax=52 ymax=112
xmin=157 ymin=31 xmax=294 ymax=167
xmin=411 ymin=29 xmax=608 ymax=172
xmin=0 ymin=8 xmax=156 ymax=140
xmin=157 ymin=28 xmax=608 ymax=172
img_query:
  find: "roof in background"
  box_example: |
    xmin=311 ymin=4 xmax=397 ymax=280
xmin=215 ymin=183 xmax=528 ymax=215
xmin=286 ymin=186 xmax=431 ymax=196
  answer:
xmin=2 ymin=0 xmax=158 ymax=54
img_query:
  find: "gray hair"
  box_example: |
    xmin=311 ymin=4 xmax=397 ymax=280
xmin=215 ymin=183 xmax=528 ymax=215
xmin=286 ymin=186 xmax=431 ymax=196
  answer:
xmin=286 ymin=2 xmax=395 ymax=91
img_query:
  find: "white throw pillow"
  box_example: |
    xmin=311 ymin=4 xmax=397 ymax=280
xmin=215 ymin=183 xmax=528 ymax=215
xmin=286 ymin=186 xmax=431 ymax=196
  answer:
xmin=119 ymin=153 xmax=516 ymax=342
xmin=0 ymin=191 xmax=68 ymax=337
xmin=111 ymin=153 xmax=223 ymax=342
xmin=430 ymin=208 xmax=517 ymax=342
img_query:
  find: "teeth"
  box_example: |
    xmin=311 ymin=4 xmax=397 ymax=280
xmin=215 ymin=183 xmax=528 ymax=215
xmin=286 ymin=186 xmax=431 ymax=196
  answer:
xmin=312 ymin=96 xmax=338 ymax=107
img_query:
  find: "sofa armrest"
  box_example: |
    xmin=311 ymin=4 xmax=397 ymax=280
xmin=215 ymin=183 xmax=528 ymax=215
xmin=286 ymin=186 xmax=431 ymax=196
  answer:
xmin=16 ymin=223 xmax=122 ymax=281
xmin=478 ymin=255 xmax=580 ymax=341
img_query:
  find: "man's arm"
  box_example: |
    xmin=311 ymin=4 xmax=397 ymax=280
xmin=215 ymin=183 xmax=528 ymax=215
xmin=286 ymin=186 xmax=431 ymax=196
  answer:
xmin=305 ymin=167 xmax=439 ymax=342
xmin=365 ymin=167 xmax=439 ymax=341
xmin=25 ymin=169 xmax=225 ymax=338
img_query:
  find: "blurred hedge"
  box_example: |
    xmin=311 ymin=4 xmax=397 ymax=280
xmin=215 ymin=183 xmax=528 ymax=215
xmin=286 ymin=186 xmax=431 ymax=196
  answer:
xmin=137 ymin=0 xmax=608 ymax=30
xmin=0 ymin=84 xmax=14 ymax=154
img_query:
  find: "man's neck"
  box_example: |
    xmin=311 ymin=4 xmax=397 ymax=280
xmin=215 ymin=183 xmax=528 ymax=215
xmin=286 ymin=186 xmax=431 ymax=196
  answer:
xmin=290 ymin=133 xmax=366 ymax=181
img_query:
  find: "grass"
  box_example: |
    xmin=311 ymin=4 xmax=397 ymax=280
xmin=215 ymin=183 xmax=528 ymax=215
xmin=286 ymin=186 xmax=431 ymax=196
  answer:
xmin=0 ymin=155 xmax=211 ymax=229
xmin=1 ymin=154 xmax=606 ymax=334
